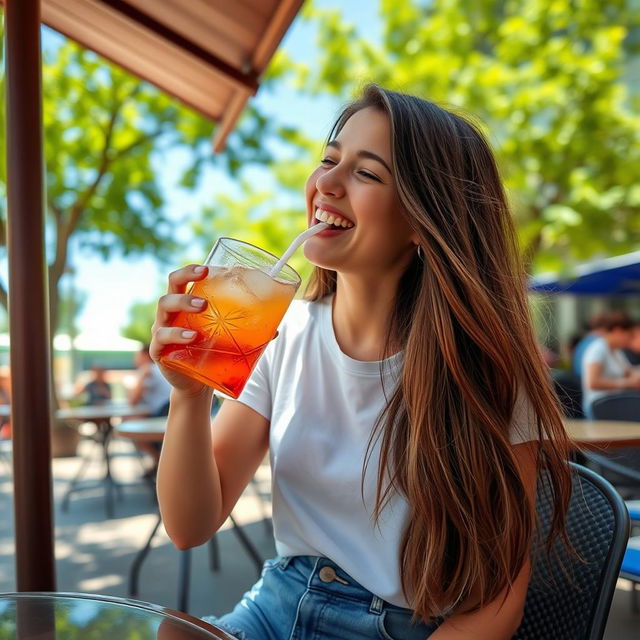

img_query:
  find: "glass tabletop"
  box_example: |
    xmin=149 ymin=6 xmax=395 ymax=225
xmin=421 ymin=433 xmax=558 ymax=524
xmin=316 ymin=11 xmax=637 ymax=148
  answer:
xmin=0 ymin=593 xmax=233 ymax=640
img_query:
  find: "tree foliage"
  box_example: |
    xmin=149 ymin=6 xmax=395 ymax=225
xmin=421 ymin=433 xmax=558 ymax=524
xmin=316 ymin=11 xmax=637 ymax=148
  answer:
xmin=120 ymin=298 xmax=157 ymax=344
xmin=0 ymin=21 xmax=281 ymax=335
xmin=294 ymin=0 xmax=640 ymax=274
xmin=181 ymin=0 xmax=640 ymax=282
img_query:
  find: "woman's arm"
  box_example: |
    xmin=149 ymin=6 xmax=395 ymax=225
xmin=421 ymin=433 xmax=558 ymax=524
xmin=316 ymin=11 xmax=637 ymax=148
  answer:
xmin=156 ymin=392 xmax=269 ymax=550
xmin=428 ymin=441 xmax=539 ymax=640
xmin=150 ymin=263 xmax=270 ymax=550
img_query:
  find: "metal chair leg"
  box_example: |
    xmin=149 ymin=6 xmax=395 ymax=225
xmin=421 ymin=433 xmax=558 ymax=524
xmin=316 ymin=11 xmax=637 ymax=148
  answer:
xmin=60 ymin=437 xmax=100 ymax=511
xmin=128 ymin=512 xmax=163 ymax=599
xmin=229 ymin=515 xmax=263 ymax=576
xmin=249 ymin=476 xmax=272 ymax=535
xmin=178 ymin=548 xmax=191 ymax=613
xmin=208 ymin=534 xmax=220 ymax=572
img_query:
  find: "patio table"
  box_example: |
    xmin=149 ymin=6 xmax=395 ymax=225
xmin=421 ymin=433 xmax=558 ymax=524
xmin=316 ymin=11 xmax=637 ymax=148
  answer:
xmin=57 ymin=403 xmax=152 ymax=518
xmin=564 ymin=418 xmax=640 ymax=450
xmin=0 ymin=592 xmax=233 ymax=639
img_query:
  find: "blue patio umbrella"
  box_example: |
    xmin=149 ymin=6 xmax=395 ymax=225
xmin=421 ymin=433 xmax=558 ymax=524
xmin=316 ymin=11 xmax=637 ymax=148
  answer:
xmin=529 ymin=250 xmax=640 ymax=295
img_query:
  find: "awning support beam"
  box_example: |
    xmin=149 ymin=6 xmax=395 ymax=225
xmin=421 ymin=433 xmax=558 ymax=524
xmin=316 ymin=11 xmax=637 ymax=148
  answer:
xmin=6 ymin=0 xmax=56 ymax=591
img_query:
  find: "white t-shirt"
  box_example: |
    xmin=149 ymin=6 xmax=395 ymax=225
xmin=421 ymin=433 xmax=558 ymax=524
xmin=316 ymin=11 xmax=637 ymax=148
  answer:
xmin=581 ymin=337 xmax=630 ymax=414
xmin=231 ymin=296 xmax=537 ymax=608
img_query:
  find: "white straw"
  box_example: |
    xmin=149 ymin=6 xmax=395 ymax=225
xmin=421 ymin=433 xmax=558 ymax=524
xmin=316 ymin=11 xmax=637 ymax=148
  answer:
xmin=268 ymin=223 xmax=330 ymax=278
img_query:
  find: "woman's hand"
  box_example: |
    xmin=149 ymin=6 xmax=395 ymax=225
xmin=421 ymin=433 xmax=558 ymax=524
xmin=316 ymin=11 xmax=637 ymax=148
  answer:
xmin=150 ymin=263 xmax=209 ymax=396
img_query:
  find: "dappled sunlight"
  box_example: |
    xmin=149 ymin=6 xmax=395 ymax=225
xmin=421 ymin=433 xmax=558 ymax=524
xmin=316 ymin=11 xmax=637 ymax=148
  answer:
xmin=616 ymin=579 xmax=635 ymax=593
xmin=0 ymin=541 xmax=14 ymax=555
xmin=79 ymin=574 xmax=124 ymax=592
xmin=1 ymin=448 xmax=275 ymax=616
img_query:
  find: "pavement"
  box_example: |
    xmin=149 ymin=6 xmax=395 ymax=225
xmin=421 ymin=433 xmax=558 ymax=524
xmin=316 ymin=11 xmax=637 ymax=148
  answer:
xmin=0 ymin=436 xmax=638 ymax=637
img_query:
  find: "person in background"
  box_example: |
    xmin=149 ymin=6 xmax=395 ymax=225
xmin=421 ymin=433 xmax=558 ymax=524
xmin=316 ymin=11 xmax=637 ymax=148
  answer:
xmin=128 ymin=344 xmax=172 ymax=476
xmin=128 ymin=344 xmax=172 ymax=416
xmin=571 ymin=312 xmax=608 ymax=377
xmin=581 ymin=312 xmax=640 ymax=418
xmin=625 ymin=321 xmax=640 ymax=366
xmin=77 ymin=365 xmax=112 ymax=406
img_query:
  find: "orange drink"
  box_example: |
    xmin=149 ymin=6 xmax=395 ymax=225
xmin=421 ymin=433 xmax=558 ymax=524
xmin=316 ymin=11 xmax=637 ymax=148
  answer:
xmin=160 ymin=238 xmax=300 ymax=397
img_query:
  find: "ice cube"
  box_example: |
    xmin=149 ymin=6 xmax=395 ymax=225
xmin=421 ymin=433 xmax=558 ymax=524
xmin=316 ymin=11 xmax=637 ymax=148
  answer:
xmin=229 ymin=267 xmax=275 ymax=300
xmin=209 ymin=266 xmax=252 ymax=304
xmin=208 ymin=265 xmax=231 ymax=280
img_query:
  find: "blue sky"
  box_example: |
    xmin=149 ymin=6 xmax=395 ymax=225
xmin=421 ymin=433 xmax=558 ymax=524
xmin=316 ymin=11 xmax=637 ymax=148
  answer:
xmin=62 ymin=0 xmax=381 ymax=343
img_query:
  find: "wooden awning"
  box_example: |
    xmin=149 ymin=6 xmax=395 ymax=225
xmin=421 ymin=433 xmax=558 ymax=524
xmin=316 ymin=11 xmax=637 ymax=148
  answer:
xmin=1 ymin=0 xmax=303 ymax=150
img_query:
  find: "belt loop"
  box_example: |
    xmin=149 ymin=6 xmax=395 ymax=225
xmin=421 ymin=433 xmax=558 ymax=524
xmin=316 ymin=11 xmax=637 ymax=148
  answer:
xmin=369 ymin=595 xmax=384 ymax=615
xmin=279 ymin=556 xmax=293 ymax=570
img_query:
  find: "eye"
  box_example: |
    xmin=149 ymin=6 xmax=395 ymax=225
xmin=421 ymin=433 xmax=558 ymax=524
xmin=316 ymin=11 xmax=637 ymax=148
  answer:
xmin=357 ymin=169 xmax=382 ymax=182
xmin=320 ymin=157 xmax=337 ymax=166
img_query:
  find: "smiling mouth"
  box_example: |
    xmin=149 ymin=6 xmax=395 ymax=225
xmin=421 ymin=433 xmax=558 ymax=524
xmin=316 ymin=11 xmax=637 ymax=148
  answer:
xmin=313 ymin=208 xmax=354 ymax=229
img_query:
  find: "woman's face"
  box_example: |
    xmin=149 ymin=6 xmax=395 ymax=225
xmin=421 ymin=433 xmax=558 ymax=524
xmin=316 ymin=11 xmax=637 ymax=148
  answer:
xmin=303 ymin=107 xmax=417 ymax=275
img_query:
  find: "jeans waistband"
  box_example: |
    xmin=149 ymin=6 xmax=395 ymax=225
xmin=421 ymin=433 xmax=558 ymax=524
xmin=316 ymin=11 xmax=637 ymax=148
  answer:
xmin=275 ymin=555 xmax=407 ymax=616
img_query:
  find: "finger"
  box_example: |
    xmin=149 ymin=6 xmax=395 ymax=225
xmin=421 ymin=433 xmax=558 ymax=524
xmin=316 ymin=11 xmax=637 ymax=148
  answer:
xmin=158 ymin=293 xmax=207 ymax=315
xmin=154 ymin=290 xmax=207 ymax=329
xmin=167 ymin=264 xmax=208 ymax=295
xmin=149 ymin=327 xmax=197 ymax=361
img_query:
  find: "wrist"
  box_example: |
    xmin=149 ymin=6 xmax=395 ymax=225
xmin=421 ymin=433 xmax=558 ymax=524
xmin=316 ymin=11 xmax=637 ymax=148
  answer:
xmin=170 ymin=385 xmax=214 ymax=407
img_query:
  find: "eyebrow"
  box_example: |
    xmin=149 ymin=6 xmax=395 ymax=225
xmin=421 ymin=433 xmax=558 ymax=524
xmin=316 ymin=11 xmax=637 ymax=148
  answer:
xmin=326 ymin=140 xmax=392 ymax=174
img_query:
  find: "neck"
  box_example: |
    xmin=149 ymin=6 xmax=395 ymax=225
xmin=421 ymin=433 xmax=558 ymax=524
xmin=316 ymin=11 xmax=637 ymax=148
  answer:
xmin=332 ymin=272 xmax=402 ymax=361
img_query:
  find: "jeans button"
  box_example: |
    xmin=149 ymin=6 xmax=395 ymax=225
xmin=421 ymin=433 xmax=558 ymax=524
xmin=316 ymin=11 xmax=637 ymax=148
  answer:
xmin=319 ymin=566 xmax=337 ymax=583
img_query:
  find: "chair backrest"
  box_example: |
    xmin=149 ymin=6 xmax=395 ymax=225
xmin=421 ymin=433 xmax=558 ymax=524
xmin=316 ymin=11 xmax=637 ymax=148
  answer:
xmin=513 ymin=463 xmax=629 ymax=640
xmin=552 ymin=370 xmax=584 ymax=419
xmin=592 ymin=393 xmax=640 ymax=421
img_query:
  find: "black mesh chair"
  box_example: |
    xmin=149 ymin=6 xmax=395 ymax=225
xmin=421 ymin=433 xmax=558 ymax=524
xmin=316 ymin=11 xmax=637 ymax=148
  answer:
xmin=552 ymin=370 xmax=585 ymax=419
xmin=586 ymin=394 xmax=640 ymax=495
xmin=591 ymin=393 xmax=640 ymax=422
xmin=512 ymin=463 xmax=629 ymax=640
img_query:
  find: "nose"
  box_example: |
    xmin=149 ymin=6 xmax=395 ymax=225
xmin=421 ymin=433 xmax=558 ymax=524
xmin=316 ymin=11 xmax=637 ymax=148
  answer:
xmin=315 ymin=165 xmax=345 ymax=199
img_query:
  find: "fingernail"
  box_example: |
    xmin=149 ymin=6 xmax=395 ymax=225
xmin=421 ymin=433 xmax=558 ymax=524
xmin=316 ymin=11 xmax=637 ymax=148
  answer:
xmin=182 ymin=330 xmax=196 ymax=339
xmin=193 ymin=266 xmax=206 ymax=274
xmin=191 ymin=297 xmax=206 ymax=307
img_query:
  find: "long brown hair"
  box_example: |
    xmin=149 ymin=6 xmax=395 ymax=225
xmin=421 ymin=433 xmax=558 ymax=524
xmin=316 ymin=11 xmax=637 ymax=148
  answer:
xmin=305 ymin=85 xmax=573 ymax=620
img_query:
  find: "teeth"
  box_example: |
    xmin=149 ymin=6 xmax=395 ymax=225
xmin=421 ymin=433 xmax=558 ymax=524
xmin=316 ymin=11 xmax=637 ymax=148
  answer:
xmin=314 ymin=208 xmax=354 ymax=228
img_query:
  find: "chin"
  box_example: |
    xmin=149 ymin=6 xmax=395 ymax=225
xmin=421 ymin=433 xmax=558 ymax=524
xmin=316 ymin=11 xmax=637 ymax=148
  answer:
xmin=303 ymin=244 xmax=338 ymax=271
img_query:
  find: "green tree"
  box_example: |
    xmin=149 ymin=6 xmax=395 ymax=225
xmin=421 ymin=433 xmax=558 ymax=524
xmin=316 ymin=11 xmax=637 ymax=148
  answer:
xmin=293 ymin=0 xmax=640 ymax=274
xmin=121 ymin=298 xmax=157 ymax=344
xmin=0 ymin=22 xmax=283 ymax=337
xmin=192 ymin=181 xmax=315 ymax=284
xmin=185 ymin=109 xmax=324 ymax=287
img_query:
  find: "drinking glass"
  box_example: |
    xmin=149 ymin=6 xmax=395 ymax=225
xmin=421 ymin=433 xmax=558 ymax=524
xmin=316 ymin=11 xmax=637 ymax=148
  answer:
xmin=160 ymin=238 xmax=300 ymax=397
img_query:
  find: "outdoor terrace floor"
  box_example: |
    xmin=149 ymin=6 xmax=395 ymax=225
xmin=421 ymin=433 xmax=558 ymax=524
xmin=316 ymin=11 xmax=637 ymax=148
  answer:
xmin=0 ymin=436 xmax=638 ymax=637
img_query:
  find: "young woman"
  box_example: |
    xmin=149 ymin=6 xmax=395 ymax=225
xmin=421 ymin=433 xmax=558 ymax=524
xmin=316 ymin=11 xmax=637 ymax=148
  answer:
xmin=150 ymin=85 xmax=573 ymax=640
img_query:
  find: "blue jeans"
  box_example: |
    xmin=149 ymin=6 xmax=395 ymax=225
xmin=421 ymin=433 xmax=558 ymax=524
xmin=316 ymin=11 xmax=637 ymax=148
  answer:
xmin=202 ymin=556 xmax=440 ymax=640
